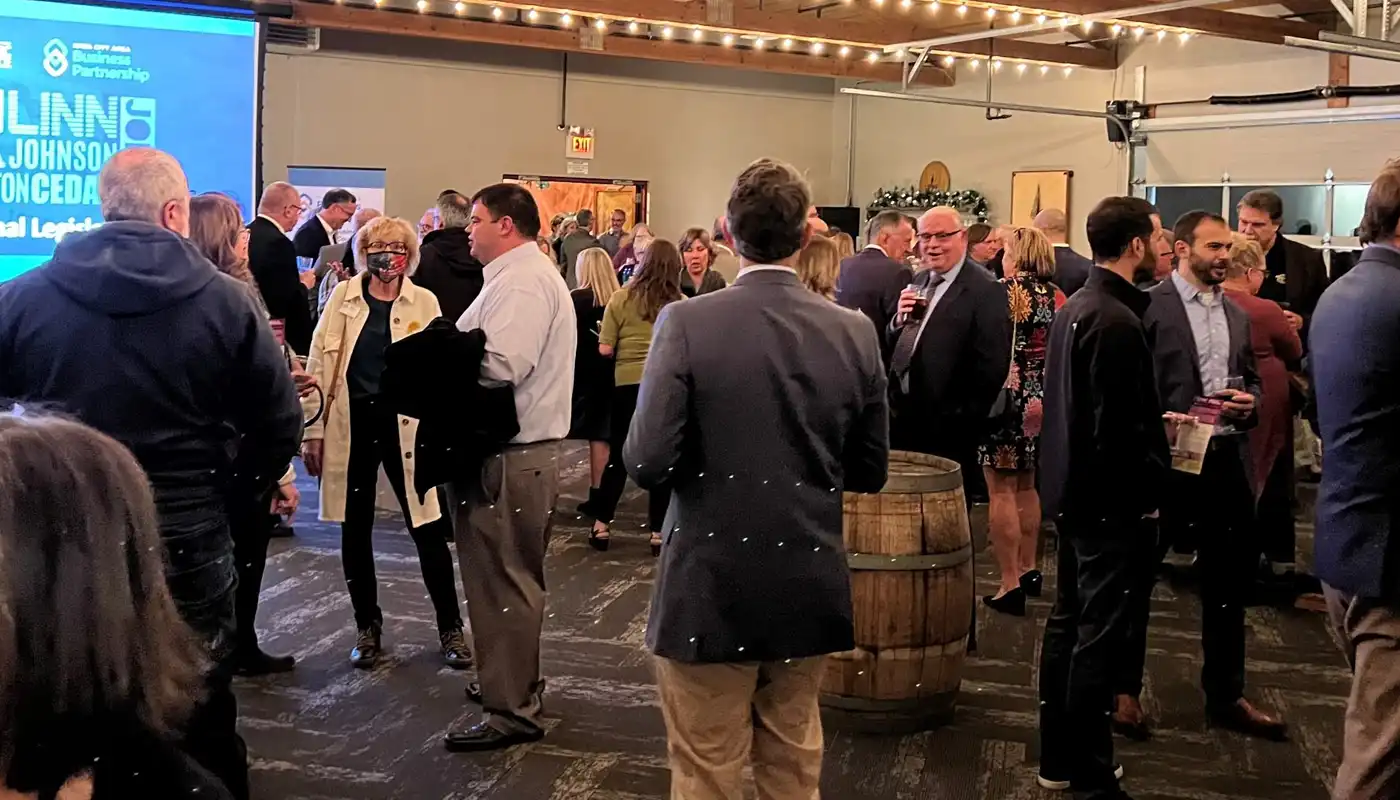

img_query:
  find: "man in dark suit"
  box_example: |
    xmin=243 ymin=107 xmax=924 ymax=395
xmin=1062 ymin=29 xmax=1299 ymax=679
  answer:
xmin=888 ymin=206 xmax=1012 ymax=479
xmin=1033 ymin=208 xmax=1093 ymax=296
xmin=292 ymin=188 xmax=356 ymax=261
xmin=1037 ymin=195 xmax=1168 ymax=798
xmin=415 ymin=191 xmax=484 ymax=321
xmin=835 ymin=209 xmax=914 ymax=340
xmin=248 ymin=182 xmax=314 ymax=355
xmin=560 ymin=208 xmax=602 ymax=288
xmin=625 ymin=158 xmax=888 ymax=799
xmin=1236 ymin=190 xmax=1328 ymax=331
xmin=1132 ymin=209 xmax=1286 ymax=741
xmin=1313 ymin=159 xmax=1400 ymax=800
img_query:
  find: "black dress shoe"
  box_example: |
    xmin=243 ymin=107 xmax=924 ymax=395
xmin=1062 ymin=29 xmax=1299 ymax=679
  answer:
xmin=440 ymin=627 xmax=473 ymax=670
xmin=465 ymin=681 xmax=483 ymax=705
xmin=1019 ymin=569 xmax=1044 ymax=598
xmin=270 ymin=521 xmax=295 ymax=539
xmin=444 ymin=722 xmax=543 ymax=752
xmin=1207 ymin=698 xmax=1289 ymax=741
xmin=350 ymin=624 xmax=382 ymax=669
xmin=982 ymin=587 xmax=1027 ymax=616
xmin=233 ymin=648 xmax=296 ymax=676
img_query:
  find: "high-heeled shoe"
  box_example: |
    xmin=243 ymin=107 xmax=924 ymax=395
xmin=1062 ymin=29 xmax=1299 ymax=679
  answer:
xmin=588 ymin=524 xmax=610 ymax=552
xmin=982 ymin=587 xmax=1027 ymax=616
xmin=1019 ymin=569 xmax=1044 ymax=598
xmin=649 ymin=533 xmax=662 ymax=557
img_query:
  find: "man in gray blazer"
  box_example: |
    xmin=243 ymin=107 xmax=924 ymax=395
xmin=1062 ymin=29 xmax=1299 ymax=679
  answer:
xmin=625 ymin=158 xmax=889 ymax=799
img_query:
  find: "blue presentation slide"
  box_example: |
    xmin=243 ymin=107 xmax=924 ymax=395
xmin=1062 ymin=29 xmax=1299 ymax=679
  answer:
xmin=0 ymin=0 xmax=260 ymax=280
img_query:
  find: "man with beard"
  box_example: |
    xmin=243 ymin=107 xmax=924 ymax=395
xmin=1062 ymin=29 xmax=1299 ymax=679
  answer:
xmin=1137 ymin=210 xmax=1287 ymax=740
xmin=1038 ymin=196 xmax=1167 ymax=799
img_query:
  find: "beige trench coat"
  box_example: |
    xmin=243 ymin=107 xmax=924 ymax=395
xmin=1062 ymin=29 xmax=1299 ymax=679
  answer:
xmin=303 ymin=274 xmax=442 ymax=528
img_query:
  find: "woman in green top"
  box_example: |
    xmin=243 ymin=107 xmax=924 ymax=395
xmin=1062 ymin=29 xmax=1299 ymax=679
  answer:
xmin=587 ymin=239 xmax=685 ymax=555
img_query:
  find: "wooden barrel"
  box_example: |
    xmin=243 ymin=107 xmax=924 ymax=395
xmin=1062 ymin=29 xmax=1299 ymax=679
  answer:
xmin=819 ymin=451 xmax=973 ymax=733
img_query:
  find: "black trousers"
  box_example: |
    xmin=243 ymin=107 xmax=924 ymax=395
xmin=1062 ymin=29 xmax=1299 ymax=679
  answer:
xmin=342 ymin=396 xmax=462 ymax=632
xmin=1258 ymin=446 xmax=1296 ymax=566
xmin=230 ymin=488 xmax=274 ymax=653
xmin=593 ymin=383 xmax=671 ymax=532
xmin=1039 ymin=516 xmax=1145 ymax=796
xmin=1116 ymin=446 xmax=1255 ymax=706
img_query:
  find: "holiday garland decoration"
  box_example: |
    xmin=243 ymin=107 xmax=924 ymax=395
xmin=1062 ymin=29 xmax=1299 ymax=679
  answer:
xmin=868 ymin=186 xmax=990 ymax=221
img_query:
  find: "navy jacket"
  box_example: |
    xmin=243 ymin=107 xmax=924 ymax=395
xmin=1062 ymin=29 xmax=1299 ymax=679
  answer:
xmin=0 ymin=222 xmax=302 ymax=622
xmin=1311 ymin=245 xmax=1400 ymax=600
xmin=836 ymin=246 xmax=913 ymax=346
xmin=1052 ymin=244 xmax=1094 ymax=297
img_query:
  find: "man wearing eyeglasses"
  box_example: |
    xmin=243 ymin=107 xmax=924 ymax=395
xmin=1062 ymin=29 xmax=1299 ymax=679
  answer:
xmin=886 ymin=206 xmax=1012 ymax=484
xmin=249 ymin=182 xmax=314 ymax=356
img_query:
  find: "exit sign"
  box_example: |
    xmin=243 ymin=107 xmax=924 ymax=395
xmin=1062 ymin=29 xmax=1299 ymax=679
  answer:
xmin=567 ymin=126 xmax=595 ymax=160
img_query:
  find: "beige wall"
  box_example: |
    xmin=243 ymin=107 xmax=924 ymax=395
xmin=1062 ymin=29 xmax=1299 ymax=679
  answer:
xmin=262 ymin=32 xmax=836 ymax=240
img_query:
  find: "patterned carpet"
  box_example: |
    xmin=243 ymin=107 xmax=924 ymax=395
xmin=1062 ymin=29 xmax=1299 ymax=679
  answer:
xmin=235 ymin=444 xmax=1345 ymax=799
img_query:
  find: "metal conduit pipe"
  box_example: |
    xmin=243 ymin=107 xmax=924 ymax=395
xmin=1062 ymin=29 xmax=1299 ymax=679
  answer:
xmin=1208 ymin=84 xmax=1400 ymax=105
xmin=838 ymin=87 xmax=1134 ymax=141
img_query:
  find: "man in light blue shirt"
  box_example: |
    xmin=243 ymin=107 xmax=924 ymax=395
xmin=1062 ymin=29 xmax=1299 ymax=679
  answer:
xmin=1170 ymin=269 xmax=1232 ymax=396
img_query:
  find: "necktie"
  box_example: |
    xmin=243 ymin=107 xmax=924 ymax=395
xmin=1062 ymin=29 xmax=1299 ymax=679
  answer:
xmin=889 ymin=271 xmax=945 ymax=393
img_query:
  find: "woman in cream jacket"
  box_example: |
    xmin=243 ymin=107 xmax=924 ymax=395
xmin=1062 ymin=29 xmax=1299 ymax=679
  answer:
xmin=302 ymin=215 xmax=469 ymax=670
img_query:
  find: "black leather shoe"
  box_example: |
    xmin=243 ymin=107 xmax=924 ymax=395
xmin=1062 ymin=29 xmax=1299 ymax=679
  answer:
xmin=982 ymin=587 xmax=1027 ymax=616
xmin=1019 ymin=569 xmax=1044 ymax=597
xmin=350 ymin=624 xmax=382 ymax=669
xmin=233 ymin=647 xmax=296 ymax=676
xmin=444 ymin=722 xmax=543 ymax=752
xmin=440 ymin=627 xmax=473 ymax=670
xmin=270 ymin=521 xmax=295 ymax=539
xmin=465 ymin=681 xmax=483 ymax=705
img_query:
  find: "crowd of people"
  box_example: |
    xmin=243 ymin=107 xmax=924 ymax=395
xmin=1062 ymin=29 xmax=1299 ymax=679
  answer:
xmin=0 ymin=140 xmax=1396 ymax=800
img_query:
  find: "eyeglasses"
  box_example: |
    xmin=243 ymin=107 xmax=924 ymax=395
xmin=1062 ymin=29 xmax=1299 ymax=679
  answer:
xmin=917 ymin=229 xmax=965 ymax=243
xmin=365 ymin=241 xmax=409 ymax=255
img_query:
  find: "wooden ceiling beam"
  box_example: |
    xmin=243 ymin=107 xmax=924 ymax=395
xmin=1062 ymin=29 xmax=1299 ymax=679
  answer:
xmin=291 ymin=1 xmax=957 ymax=84
xmin=1003 ymin=0 xmax=1321 ymax=44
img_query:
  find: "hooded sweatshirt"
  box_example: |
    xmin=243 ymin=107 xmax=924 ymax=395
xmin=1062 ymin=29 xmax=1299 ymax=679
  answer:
xmin=0 ymin=221 xmax=302 ymax=620
xmin=415 ymin=227 xmax=485 ymax=321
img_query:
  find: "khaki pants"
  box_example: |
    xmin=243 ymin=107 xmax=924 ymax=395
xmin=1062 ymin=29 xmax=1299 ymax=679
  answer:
xmin=449 ymin=442 xmax=560 ymax=735
xmin=1324 ymin=584 xmax=1400 ymax=800
xmin=653 ymin=656 xmax=826 ymax=800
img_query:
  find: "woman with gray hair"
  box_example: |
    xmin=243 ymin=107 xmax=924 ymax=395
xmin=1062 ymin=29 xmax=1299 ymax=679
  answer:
xmin=301 ymin=215 xmax=469 ymax=671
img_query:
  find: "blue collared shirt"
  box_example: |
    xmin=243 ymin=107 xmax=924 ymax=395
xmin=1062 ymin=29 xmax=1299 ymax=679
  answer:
xmin=1170 ymin=271 xmax=1230 ymax=393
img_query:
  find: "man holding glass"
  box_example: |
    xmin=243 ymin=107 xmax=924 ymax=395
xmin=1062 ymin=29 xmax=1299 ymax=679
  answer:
xmin=1137 ymin=209 xmax=1287 ymax=740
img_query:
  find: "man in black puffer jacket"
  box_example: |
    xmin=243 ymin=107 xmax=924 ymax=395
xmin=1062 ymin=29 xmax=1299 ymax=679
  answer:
xmin=416 ymin=191 xmax=485 ymax=321
xmin=0 ymin=148 xmax=302 ymax=800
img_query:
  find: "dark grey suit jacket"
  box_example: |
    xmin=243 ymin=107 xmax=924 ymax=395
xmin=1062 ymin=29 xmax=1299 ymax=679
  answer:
xmin=1142 ymin=276 xmax=1261 ymax=488
xmin=836 ymin=246 xmax=913 ymax=344
xmin=625 ymin=269 xmax=890 ymax=663
xmin=1052 ymin=245 xmax=1094 ymax=297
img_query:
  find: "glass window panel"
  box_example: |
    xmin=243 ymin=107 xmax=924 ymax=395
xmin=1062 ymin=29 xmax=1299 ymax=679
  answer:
xmin=1333 ymin=183 xmax=1371 ymax=238
xmin=1147 ymin=186 xmax=1226 ymax=230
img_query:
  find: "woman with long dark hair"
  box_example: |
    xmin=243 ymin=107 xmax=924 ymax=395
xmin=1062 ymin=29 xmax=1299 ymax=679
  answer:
xmin=0 ymin=412 xmax=231 ymax=799
xmin=587 ymin=239 xmax=684 ymax=555
xmin=187 ymin=192 xmax=302 ymax=677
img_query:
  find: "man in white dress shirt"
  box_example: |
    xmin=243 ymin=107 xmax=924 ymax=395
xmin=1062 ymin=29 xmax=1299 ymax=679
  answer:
xmin=444 ymin=183 xmax=577 ymax=752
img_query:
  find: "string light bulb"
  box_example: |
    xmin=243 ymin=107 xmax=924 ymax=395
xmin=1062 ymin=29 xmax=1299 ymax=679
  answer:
xmin=627 ymin=20 xmax=638 ymax=32
xmin=781 ymin=37 xmax=793 ymax=49
xmin=1059 ymin=16 xmax=1071 ymax=27
xmin=1039 ymin=64 xmax=1049 ymax=74
xmin=559 ymin=12 xmax=571 ymax=26
xmin=957 ymin=2 xmax=968 ymax=14
xmin=1010 ymin=9 xmax=1022 ymax=22
xmin=969 ymin=57 xmax=980 ymax=69
xmin=1036 ymin=13 xmax=1046 ymax=23
xmin=992 ymin=58 xmax=1003 ymax=70
xmin=1111 ymin=23 xmax=1122 ymax=35
xmin=754 ymin=37 xmax=766 ymax=49
xmin=901 ymin=0 xmax=913 ymax=9
xmin=812 ymin=41 xmax=825 ymax=53
xmin=1081 ymin=18 xmax=1093 ymax=30
xmin=1063 ymin=65 xmax=1073 ymax=76
xmin=866 ymin=50 xmax=879 ymax=62
xmin=722 ymin=33 xmax=735 ymax=46
xmin=942 ymin=54 xmax=955 ymax=66
xmin=873 ymin=0 xmax=884 ymax=6
xmin=661 ymin=25 xmax=672 ymax=38
xmin=1156 ymin=28 xmax=1166 ymax=40
xmin=454 ymin=1 xmax=466 ymax=13
xmin=894 ymin=46 xmax=906 ymax=58
xmin=490 ymin=4 xmax=501 ymax=17
xmin=691 ymin=26 xmax=703 ymax=40
xmin=1133 ymin=26 xmax=1145 ymax=38
xmin=985 ymin=6 xmax=996 ymax=17
xmin=1178 ymin=31 xmax=1191 ymax=42
xmin=593 ymin=17 xmax=605 ymax=29
xmin=1016 ymin=62 xmax=1026 ymax=74
xmin=839 ymin=44 xmax=851 ymax=56
xmin=415 ymin=0 xmax=427 ymax=10
xmin=927 ymin=2 xmax=939 ymax=12
xmin=527 ymin=7 xmax=538 ymax=21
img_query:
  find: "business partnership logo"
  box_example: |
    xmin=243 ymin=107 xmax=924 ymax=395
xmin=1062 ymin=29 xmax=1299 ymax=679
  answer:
xmin=42 ymin=39 xmax=68 ymax=78
xmin=0 ymin=42 xmax=12 ymax=70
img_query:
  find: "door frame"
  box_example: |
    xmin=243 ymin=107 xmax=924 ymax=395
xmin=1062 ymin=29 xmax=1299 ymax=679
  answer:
xmin=502 ymin=174 xmax=649 ymax=226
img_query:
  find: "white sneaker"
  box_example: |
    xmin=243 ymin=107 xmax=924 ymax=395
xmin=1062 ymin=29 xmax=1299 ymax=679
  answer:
xmin=1036 ymin=764 xmax=1125 ymax=791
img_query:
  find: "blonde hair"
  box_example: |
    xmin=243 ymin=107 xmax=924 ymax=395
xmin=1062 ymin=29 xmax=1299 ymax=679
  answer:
xmin=576 ymin=247 xmax=621 ymax=307
xmin=1004 ymin=226 xmax=1056 ymax=280
xmin=353 ymin=216 xmax=421 ymax=276
xmin=832 ymin=232 xmax=856 ymax=262
xmin=1228 ymin=232 xmax=1264 ymax=280
xmin=797 ymin=236 xmax=841 ymax=300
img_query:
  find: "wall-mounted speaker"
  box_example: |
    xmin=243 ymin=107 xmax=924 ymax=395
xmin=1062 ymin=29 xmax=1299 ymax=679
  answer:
xmin=816 ymin=205 xmax=860 ymax=238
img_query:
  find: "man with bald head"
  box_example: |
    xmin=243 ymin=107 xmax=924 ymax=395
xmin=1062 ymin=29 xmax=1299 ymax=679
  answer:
xmin=888 ymin=206 xmax=1012 ymax=478
xmin=249 ymin=180 xmax=314 ymax=354
xmin=1033 ymin=208 xmax=1093 ymax=297
xmin=0 ymin=147 xmax=302 ymax=799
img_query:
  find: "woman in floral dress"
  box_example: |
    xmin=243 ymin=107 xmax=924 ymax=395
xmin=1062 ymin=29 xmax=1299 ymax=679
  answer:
xmin=979 ymin=226 xmax=1066 ymax=616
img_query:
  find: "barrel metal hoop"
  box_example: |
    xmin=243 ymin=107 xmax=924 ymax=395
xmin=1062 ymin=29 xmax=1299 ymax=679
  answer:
xmin=880 ymin=468 xmax=965 ymax=495
xmin=847 ymin=544 xmax=972 ymax=571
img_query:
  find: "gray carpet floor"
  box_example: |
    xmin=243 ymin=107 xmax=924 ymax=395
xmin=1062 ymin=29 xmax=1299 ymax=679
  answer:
xmin=235 ymin=444 xmax=1345 ymax=799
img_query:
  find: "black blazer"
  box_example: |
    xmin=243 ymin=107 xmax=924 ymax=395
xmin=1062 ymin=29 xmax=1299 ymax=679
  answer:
xmin=889 ymin=259 xmax=1012 ymax=455
xmin=836 ymin=247 xmax=913 ymax=345
xmin=1258 ymin=235 xmax=1328 ymax=323
xmin=1142 ymin=277 xmax=1262 ymax=487
xmin=1052 ymin=245 xmax=1094 ymax=297
xmin=247 ymin=216 xmax=312 ymax=355
xmin=1311 ymin=245 xmax=1400 ymax=600
xmin=292 ymin=216 xmax=332 ymax=260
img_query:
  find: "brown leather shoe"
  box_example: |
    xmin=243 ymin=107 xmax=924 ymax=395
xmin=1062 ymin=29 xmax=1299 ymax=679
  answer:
xmin=1207 ymin=698 xmax=1288 ymax=741
xmin=1112 ymin=694 xmax=1152 ymax=741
